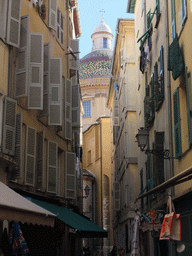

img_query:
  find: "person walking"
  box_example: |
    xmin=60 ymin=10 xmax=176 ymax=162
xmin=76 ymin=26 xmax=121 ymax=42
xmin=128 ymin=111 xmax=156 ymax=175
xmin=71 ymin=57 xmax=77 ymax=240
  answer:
xmin=110 ymin=246 xmax=117 ymax=256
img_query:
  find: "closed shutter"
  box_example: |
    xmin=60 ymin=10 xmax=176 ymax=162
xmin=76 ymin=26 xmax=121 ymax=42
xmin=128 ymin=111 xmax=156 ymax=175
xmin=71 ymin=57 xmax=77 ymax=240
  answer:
xmin=185 ymin=67 xmax=192 ymax=146
xmin=49 ymin=0 xmax=57 ymax=31
xmin=14 ymin=113 xmax=22 ymax=179
xmin=47 ymin=141 xmax=57 ymax=193
xmin=25 ymin=126 xmax=36 ymax=186
xmin=155 ymin=132 xmax=164 ymax=185
xmin=140 ymin=170 xmax=144 ymax=208
xmin=42 ymin=43 xmax=50 ymax=116
xmin=6 ymin=0 xmax=21 ymax=47
xmin=49 ymin=57 xmax=62 ymax=125
xmin=28 ymin=33 xmax=43 ymax=109
xmin=0 ymin=0 xmax=8 ymax=41
xmin=65 ymin=151 xmax=76 ymax=199
xmin=72 ymin=84 xmax=80 ymax=128
xmin=113 ymin=100 xmax=119 ymax=126
xmin=171 ymin=0 xmax=176 ymax=41
xmin=173 ymin=88 xmax=182 ymax=158
xmin=15 ymin=15 xmax=29 ymax=98
xmin=69 ymin=39 xmax=79 ymax=70
xmin=65 ymin=78 xmax=72 ymax=140
xmin=114 ymin=182 xmax=120 ymax=211
xmin=36 ymin=131 xmax=44 ymax=189
xmin=2 ymin=97 xmax=17 ymax=156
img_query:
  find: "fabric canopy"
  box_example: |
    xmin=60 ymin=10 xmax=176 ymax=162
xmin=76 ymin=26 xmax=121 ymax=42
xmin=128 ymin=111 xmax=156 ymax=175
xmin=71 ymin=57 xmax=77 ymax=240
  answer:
xmin=0 ymin=182 xmax=56 ymax=226
xmin=28 ymin=198 xmax=108 ymax=238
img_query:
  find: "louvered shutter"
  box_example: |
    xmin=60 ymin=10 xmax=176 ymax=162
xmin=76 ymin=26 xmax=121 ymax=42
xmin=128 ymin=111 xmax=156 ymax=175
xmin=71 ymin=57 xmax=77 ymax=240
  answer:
xmin=0 ymin=1 xmax=7 ymax=41
xmin=173 ymin=88 xmax=182 ymax=158
xmin=65 ymin=78 xmax=72 ymax=140
xmin=69 ymin=39 xmax=79 ymax=70
xmin=47 ymin=141 xmax=57 ymax=193
xmin=114 ymin=182 xmax=120 ymax=211
xmin=49 ymin=0 xmax=57 ymax=31
xmin=28 ymin=33 xmax=43 ymax=109
xmin=49 ymin=57 xmax=62 ymax=125
xmin=2 ymin=97 xmax=17 ymax=156
xmin=25 ymin=126 xmax=36 ymax=186
xmin=57 ymin=10 xmax=64 ymax=45
xmin=36 ymin=131 xmax=44 ymax=189
xmin=42 ymin=43 xmax=50 ymax=116
xmin=72 ymin=84 xmax=80 ymax=128
xmin=6 ymin=0 xmax=21 ymax=47
xmin=15 ymin=16 xmax=29 ymax=98
xmin=14 ymin=113 xmax=22 ymax=179
xmin=65 ymin=151 xmax=76 ymax=199
xmin=185 ymin=67 xmax=192 ymax=146
xmin=113 ymin=100 xmax=119 ymax=126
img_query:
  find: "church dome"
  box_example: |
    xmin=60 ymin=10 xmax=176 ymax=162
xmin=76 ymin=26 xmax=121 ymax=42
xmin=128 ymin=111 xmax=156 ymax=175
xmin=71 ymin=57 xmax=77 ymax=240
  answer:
xmin=79 ymin=50 xmax=113 ymax=79
xmin=92 ymin=17 xmax=112 ymax=35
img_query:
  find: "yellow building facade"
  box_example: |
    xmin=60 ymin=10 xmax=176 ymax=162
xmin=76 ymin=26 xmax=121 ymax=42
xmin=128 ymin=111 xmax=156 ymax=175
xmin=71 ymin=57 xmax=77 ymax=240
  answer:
xmin=0 ymin=0 xmax=84 ymax=255
xmin=107 ymin=18 xmax=139 ymax=254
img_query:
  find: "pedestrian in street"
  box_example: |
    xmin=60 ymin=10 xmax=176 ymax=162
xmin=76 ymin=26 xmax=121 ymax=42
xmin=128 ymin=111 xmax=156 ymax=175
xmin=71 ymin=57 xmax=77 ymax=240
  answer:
xmin=110 ymin=246 xmax=117 ymax=256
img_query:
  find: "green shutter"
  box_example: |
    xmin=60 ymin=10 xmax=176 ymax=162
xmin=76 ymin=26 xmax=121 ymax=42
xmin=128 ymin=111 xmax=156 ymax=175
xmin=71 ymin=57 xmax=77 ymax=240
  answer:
xmin=171 ymin=0 xmax=176 ymax=41
xmin=181 ymin=0 xmax=187 ymax=26
xmin=185 ymin=67 xmax=192 ymax=146
xmin=151 ymin=74 xmax=155 ymax=120
xmin=155 ymin=0 xmax=161 ymax=28
xmin=147 ymin=10 xmax=151 ymax=29
xmin=173 ymin=88 xmax=182 ymax=158
xmin=155 ymin=132 xmax=165 ymax=185
xmin=140 ymin=169 xmax=144 ymax=208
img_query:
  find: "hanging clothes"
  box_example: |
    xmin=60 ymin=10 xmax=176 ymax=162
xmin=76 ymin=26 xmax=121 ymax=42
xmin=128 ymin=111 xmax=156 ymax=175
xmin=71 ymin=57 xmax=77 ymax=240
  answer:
xmin=9 ymin=222 xmax=29 ymax=256
xmin=168 ymin=34 xmax=184 ymax=80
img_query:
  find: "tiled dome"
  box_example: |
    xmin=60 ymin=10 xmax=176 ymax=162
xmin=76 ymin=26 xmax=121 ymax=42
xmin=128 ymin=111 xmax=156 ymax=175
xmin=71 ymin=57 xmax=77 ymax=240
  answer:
xmin=92 ymin=17 xmax=112 ymax=35
xmin=79 ymin=50 xmax=113 ymax=79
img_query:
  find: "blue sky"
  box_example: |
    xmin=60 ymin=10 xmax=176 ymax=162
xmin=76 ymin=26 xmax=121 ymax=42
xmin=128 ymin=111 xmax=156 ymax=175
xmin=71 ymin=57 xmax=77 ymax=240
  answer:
xmin=78 ymin=0 xmax=134 ymax=59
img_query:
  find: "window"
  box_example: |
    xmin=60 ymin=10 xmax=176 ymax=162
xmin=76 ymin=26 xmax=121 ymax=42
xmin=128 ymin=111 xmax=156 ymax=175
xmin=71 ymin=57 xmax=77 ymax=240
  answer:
xmin=83 ymin=100 xmax=91 ymax=118
xmin=103 ymin=38 xmax=107 ymax=48
xmin=171 ymin=0 xmax=176 ymax=40
xmin=57 ymin=9 xmax=64 ymax=46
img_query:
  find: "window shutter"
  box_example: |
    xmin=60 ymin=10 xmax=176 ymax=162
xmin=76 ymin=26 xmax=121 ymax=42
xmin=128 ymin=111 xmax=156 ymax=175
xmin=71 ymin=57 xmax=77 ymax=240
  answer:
xmin=173 ymin=88 xmax=182 ymax=158
xmin=47 ymin=140 xmax=57 ymax=193
xmin=185 ymin=67 xmax=192 ymax=146
xmin=69 ymin=39 xmax=79 ymax=70
xmin=2 ymin=97 xmax=17 ymax=156
xmin=72 ymin=84 xmax=80 ymax=128
xmin=65 ymin=78 xmax=72 ymax=140
xmin=15 ymin=16 xmax=29 ymax=98
xmin=0 ymin=0 xmax=8 ymax=41
xmin=28 ymin=33 xmax=43 ymax=109
xmin=113 ymin=100 xmax=119 ymax=126
xmin=6 ymin=0 xmax=21 ymax=47
xmin=36 ymin=131 xmax=44 ymax=189
xmin=65 ymin=151 xmax=76 ymax=199
xmin=14 ymin=113 xmax=22 ymax=179
xmin=49 ymin=0 xmax=57 ymax=31
xmin=171 ymin=0 xmax=176 ymax=41
xmin=160 ymin=46 xmax=164 ymax=98
xmin=114 ymin=182 xmax=120 ymax=211
xmin=140 ymin=170 xmax=144 ymax=208
xmin=42 ymin=43 xmax=50 ymax=116
xmin=48 ymin=57 xmax=62 ymax=125
xmin=25 ymin=126 xmax=36 ymax=186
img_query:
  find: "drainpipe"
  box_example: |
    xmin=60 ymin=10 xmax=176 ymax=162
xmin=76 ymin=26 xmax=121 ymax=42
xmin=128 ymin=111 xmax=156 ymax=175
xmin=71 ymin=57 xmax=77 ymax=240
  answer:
xmin=166 ymin=0 xmax=174 ymax=195
xmin=99 ymin=119 xmax=103 ymax=255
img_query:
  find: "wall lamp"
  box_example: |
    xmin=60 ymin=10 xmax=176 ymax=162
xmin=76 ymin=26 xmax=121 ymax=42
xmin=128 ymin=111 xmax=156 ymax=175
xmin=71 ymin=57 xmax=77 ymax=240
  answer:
xmin=78 ymin=185 xmax=90 ymax=199
xmin=135 ymin=127 xmax=170 ymax=159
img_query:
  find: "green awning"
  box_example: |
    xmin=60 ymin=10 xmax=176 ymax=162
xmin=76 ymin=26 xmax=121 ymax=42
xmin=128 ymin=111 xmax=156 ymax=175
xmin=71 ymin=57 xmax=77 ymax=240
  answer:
xmin=26 ymin=197 xmax=108 ymax=238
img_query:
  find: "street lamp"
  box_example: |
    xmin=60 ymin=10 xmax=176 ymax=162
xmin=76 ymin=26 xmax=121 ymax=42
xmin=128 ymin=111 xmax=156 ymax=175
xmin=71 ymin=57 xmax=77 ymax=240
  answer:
xmin=84 ymin=185 xmax=90 ymax=198
xmin=135 ymin=127 xmax=170 ymax=159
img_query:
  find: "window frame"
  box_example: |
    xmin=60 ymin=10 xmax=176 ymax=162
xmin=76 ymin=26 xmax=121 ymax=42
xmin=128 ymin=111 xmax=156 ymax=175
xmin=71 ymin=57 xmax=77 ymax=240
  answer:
xmin=83 ymin=100 xmax=91 ymax=118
